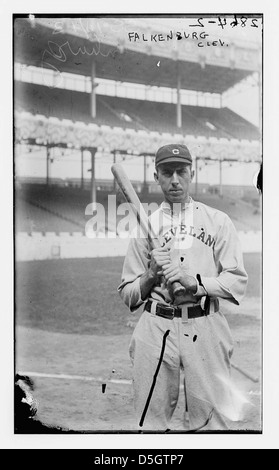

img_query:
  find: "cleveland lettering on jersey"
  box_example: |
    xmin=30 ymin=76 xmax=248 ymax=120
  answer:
xmin=160 ymin=224 xmax=215 ymax=248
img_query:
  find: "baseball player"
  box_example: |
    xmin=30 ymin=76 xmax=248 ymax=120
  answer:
xmin=118 ymin=144 xmax=248 ymax=431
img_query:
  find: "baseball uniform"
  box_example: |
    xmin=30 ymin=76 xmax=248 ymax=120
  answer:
xmin=118 ymin=197 xmax=248 ymax=431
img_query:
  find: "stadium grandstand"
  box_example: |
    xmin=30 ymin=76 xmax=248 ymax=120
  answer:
xmin=14 ymin=16 xmax=262 ymax=259
xmin=15 ymin=81 xmax=259 ymax=141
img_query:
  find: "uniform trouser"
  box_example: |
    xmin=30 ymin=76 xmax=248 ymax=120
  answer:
xmin=129 ymin=309 xmax=236 ymax=431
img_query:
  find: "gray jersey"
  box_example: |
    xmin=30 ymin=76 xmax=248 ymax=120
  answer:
xmin=118 ymin=198 xmax=248 ymax=312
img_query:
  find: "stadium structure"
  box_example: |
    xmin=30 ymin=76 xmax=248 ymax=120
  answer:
xmin=14 ymin=16 xmax=262 ymax=260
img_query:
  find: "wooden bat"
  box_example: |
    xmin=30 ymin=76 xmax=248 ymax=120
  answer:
xmin=111 ymin=163 xmax=186 ymax=296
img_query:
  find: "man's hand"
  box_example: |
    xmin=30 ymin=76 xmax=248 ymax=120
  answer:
xmin=162 ymin=262 xmax=198 ymax=294
xmin=140 ymin=247 xmax=171 ymax=301
xmin=149 ymin=247 xmax=172 ymax=278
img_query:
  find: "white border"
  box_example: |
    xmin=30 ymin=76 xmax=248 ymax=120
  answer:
xmin=1 ymin=0 xmax=278 ymax=450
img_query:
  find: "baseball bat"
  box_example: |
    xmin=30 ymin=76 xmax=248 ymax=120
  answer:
xmin=111 ymin=163 xmax=186 ymax=296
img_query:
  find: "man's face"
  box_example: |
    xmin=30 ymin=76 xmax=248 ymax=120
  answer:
xmin=154 ymin=162 xmax=194 ymax=204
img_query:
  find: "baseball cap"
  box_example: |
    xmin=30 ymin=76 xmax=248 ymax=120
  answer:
xmin=155 ymin=144 xmax=192 ymax=166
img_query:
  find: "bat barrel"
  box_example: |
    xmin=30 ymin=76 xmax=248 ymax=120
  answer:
xmin=111 ymin=163 xmax=186 ymax=296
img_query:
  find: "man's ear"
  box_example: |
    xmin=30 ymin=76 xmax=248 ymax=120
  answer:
xmin=191 ymin=169 xmax=195 ymax=181
xmin=154 ymin=171 xmax=159 ymax=184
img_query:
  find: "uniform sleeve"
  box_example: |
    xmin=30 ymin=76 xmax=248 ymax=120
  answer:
xmin=117 ymin=232 xmax=151 ymax=312
xmin=200 ymin=214 xmax=248 ymax=305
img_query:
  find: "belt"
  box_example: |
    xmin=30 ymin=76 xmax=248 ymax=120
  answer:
xmin=145 ymin=299 xmax=216 ymax=320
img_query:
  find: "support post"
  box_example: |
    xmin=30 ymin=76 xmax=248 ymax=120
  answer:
xmin=113 ymin=152 xmax=116 ymax=191
xmin=90 ymin=148 xmax=97 ymax=203
xmin=176 ymin=62 xmax=182 ymax=129
xmin=46 ymin=145 xmax=50 ymax=186
xmin=195 ymin=157 xmax=198 ymax=196
xmin=143 ymin=154 xmax=147 ymax=195
xmin=219 ymin=159 xmax=223 ymax=197
xmin=90 ymin=60 xmax=96 ymax=119
xmin=81 ymin=148 xmax=84 ymax=189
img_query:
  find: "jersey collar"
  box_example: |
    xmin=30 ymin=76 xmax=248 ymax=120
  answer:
xmin=161 ymin=197 xmax=194 ymax=215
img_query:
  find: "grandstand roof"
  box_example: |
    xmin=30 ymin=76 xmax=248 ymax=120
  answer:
xmin=14 ymin=17 xmax=261 ymax=94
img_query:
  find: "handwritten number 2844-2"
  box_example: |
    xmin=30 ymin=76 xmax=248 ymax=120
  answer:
xmin=189 ymin=17 xmax=260 ymax=29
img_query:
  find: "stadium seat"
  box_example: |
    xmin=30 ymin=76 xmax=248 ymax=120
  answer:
xmin=15 ymin=81 xmax=260 ymax=142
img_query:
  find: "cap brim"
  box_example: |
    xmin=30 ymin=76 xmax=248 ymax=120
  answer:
xmin=156 ymin=156 xmax=192 ymax=165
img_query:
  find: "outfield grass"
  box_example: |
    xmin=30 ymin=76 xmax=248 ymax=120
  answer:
xmin=15 ymin=253 xmax=261 ymax=336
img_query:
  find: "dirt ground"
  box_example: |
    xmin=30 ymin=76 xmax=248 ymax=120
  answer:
xmin=15 ymin=254 xmax=262 ymax=433
xmin=16 ymin=309 xmax=261 ymax=433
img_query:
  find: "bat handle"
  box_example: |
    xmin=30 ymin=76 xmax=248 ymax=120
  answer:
xmin=150 ymin=238 xmax=186 ymax=297
xmin=172 ymin=281 xmax=186 ymax=296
